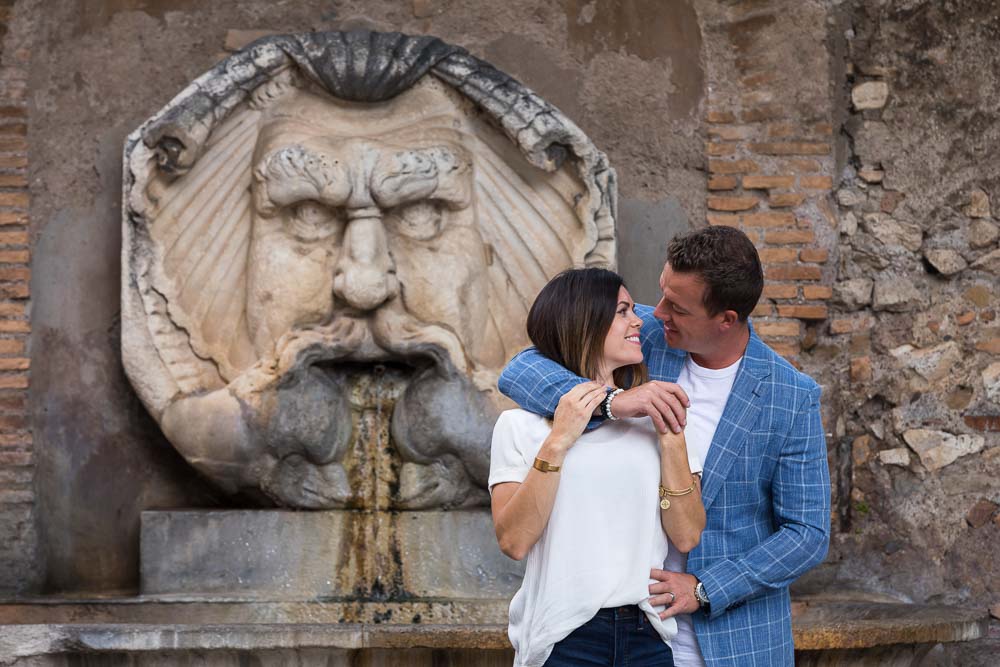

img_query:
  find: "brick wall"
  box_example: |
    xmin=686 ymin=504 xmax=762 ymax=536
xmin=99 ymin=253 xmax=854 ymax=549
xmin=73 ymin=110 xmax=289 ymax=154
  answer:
xmin=0 ymin=0 xmax=34 ymax=592
xmin=701 ymin=0 xmax=836 ymax=366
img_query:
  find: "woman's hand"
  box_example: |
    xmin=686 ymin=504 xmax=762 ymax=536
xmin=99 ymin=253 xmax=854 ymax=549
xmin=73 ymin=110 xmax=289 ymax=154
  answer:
xmin=548 ymin=381 xmax=607 ymax=452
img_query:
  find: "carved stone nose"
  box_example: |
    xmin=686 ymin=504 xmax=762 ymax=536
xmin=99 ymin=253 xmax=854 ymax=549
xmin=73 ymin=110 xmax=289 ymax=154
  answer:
xmin=333 ymin=209 xmax=398 ymax=311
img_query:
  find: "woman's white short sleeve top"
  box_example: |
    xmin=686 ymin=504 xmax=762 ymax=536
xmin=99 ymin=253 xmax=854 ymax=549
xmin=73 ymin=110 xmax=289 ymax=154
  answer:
xmin=489 ymin=409 xmax=703 ymax=667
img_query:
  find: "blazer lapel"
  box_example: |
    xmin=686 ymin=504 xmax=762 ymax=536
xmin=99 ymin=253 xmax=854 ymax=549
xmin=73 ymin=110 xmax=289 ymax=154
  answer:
xmin=699 ymin=331 xmax=771 ymax=511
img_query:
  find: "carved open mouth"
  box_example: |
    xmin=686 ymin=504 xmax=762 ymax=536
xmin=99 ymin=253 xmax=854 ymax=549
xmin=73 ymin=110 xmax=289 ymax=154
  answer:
xmin=275 ymin=303 xmax=469 ymax=384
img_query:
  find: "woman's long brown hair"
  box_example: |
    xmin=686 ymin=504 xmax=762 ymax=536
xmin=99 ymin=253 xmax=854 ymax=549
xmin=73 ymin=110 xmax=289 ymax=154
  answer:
xmin=526 ymin=268 xmax=648 ymax=389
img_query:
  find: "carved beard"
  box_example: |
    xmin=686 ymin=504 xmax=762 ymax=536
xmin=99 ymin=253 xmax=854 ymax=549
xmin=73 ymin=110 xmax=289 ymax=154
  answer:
xmin=250 ymin=299 xmax=494 ymax=509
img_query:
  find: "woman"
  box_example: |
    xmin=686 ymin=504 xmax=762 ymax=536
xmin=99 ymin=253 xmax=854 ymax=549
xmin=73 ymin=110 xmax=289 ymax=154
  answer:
xmin=489 ymin=268 xmax=706 ymax=667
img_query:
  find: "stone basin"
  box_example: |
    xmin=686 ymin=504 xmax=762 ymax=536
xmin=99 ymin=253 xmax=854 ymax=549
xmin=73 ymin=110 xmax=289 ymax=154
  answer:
xmin=0 ymin=597 xmax=988 ymax=666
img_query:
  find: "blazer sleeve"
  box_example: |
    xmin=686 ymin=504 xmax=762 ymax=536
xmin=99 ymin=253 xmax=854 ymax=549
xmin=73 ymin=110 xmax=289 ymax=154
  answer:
xmin=497 ymin=347 xmax=599 ymax=424
xmin=696 ymin=384 xmax=831 ymax=618
xmin=497 ymin=303 xmax=661 ymax=424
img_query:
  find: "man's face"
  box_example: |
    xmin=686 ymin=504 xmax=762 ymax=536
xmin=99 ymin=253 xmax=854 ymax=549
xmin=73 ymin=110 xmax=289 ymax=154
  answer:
xmin=652 ymin=263 xmax=725 ymax=355
xmin=244 ymin=86 xmax=495 ymax=370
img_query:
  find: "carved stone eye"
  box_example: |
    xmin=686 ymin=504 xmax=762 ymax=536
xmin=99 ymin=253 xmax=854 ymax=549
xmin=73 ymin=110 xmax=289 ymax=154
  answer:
xmin=287 ymin=200 xmax=343 ymax=241
xmin=392 ymin=201 xmax=442 ymax=240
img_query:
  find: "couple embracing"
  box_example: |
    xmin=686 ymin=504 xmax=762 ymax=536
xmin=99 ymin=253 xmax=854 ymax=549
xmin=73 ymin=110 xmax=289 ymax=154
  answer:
xmin=489 ymin=226 xmax=831 ymax=667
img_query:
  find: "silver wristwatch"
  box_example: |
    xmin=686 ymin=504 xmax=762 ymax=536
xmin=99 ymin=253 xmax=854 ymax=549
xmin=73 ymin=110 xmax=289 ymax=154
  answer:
xmin=694 ymin=580 xmax=711 ymax=612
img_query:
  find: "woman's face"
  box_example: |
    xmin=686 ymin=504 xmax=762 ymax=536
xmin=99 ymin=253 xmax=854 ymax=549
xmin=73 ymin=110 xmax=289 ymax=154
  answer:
xmin=601 ymin=286 xmax=644 ymax=375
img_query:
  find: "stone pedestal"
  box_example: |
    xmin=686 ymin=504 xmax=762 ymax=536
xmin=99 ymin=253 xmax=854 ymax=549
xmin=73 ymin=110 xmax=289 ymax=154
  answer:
xmin=140 ymin=510 xmax=523 ymax=601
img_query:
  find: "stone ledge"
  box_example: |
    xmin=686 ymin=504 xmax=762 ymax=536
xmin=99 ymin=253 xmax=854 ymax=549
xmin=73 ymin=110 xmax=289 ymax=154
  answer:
xmin=792 ymin=600 xmax=989 ymax=650
xmin=0 ymin=623 xmax=508 ymax=660
xmin=0 ymin=599 xmax=990 ymax=660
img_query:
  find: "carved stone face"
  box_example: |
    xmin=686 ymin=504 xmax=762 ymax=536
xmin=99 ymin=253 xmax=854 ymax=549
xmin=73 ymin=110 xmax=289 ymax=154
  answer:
xmin=246 ymin=84 xmax=497 ymax=373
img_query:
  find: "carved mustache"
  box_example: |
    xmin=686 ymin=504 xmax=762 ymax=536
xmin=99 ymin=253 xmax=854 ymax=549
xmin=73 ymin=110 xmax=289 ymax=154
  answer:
xmin=269 ymin=298 xmax=471 ymax=379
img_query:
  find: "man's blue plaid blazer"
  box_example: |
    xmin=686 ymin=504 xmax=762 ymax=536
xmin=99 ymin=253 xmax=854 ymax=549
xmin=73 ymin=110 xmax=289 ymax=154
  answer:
xmin=497 ymin=305 xmax=831 ymax=666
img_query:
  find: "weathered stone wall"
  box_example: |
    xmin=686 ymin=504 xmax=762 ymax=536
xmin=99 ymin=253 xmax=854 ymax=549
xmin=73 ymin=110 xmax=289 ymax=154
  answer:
xmin=809 ymin=0 xmax=1000 ymax=617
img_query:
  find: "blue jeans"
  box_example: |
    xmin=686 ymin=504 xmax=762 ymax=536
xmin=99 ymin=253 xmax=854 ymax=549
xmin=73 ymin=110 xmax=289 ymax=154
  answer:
xmin=544 ymin=605 xmax=675 ymax=666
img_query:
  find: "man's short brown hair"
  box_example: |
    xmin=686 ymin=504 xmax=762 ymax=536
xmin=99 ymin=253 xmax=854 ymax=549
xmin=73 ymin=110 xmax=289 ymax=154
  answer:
xmin=667 ymin=226 xmax=763 ymax=321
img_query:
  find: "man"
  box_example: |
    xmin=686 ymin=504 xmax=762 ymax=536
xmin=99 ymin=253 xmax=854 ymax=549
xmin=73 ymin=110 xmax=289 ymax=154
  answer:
xmin=498 ymin=225 xmax=830 ymax=665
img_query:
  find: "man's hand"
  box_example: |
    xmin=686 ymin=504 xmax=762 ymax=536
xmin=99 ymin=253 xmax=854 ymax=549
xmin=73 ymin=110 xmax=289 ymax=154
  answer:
xmin=610 ymin=382 xmax=690 ymax=433
xmin=649 ymin=569 xmax=699 ymax=620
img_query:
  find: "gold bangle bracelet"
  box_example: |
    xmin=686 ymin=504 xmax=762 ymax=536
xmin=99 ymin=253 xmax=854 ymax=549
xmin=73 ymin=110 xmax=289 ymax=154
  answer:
xmin=659 ymin=481 xmax=696 ymax=497
xmin=659 ymin=480 xmax=696 ymax=510
xmin=533 ymin=457 xmax=561 ymax=473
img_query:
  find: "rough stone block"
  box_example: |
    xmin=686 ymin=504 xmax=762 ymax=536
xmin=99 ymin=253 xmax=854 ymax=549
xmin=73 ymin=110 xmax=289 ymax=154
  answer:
xmin=924 ymin=248 xmax=968 ymax=276
xmin=141 ymin=510 xmax=523 ymax=600
xmin=863 ymin=214 xmax=923 ymax=252
xmin=850 ymin=356 xmax=873 ymax=383
xmin=852 ymin=81 xmax=889 ymax=110
xmin=969 ymin=219 xmax=999 ymax=248
xmin=972 ymin=248 xmax=1000 ymax=275
xmin=983 ymin=362 xmax=1000 ymax=403
xmin=964 ymin=285 xmax=992 ymax=307
xmin=892 ymin=341 xmax=961 ymax=382
xmin=878 ymin=448 xmax=910 ymax=467
xmin=873 ymin=274 xmax=922 ymax=312
xmin=851 ymin=435 xmax=872 ymax=466
xmin=858 ymin=168 xmax=884 ymax=183
xmin=965 ymin=499 xmax=998 ymax=528
xmin=966 ymin=188 xmax=991 ymax=218
xmin=902 ymin=429 xmax=985 ymax=471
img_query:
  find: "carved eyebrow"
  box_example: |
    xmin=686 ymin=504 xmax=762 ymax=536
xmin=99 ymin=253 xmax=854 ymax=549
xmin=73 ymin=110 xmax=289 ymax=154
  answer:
xmin=253 ymin=145 xmax=350 ymax=213
xmin=371 ymin=146 xmax=472 ymax=210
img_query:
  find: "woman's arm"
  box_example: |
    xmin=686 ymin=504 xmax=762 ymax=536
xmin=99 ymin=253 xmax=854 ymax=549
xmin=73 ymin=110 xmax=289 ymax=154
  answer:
xmin=491 ymin=382 xmax=606 ymax=560
xmin=657 ymin=430 xmax=706 ymax=553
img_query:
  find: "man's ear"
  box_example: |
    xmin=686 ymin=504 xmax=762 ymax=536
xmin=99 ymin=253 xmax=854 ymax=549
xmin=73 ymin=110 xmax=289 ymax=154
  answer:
xmin=718 ymin=309 xmax=740 ymax=332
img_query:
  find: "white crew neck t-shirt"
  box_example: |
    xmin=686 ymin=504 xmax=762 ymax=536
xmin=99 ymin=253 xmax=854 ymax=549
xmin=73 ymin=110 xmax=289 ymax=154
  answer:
xmin=664 ymin=354 xmax=742 ymax=667
xmin=489 ymin=409 xmax=703 ymax=667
